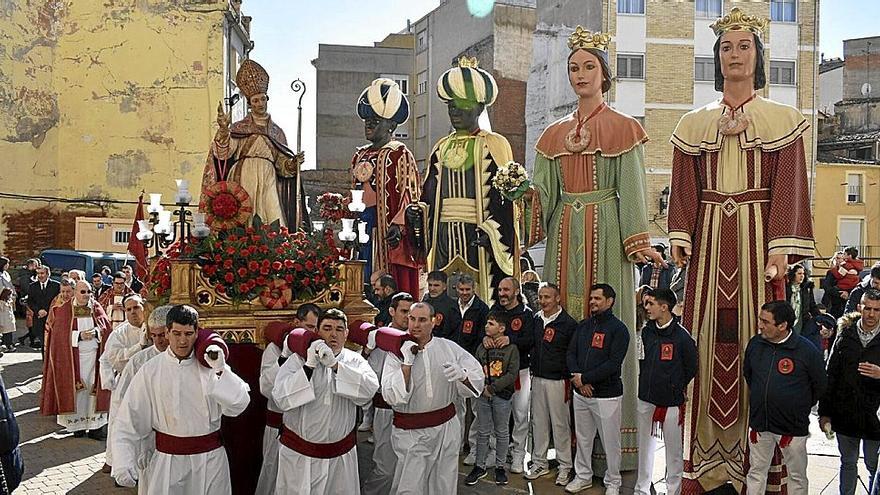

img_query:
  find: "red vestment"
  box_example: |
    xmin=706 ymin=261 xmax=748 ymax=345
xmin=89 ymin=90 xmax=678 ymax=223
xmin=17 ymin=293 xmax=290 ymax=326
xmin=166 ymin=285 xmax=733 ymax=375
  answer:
xmin=40 ymin=299 xmax=113 ymax=416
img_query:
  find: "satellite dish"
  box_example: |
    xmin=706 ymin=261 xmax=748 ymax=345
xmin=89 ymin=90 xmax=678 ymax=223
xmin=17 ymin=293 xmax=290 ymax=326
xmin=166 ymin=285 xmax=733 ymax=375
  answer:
xmin=862 ymin=82 xmax=873 ymax=96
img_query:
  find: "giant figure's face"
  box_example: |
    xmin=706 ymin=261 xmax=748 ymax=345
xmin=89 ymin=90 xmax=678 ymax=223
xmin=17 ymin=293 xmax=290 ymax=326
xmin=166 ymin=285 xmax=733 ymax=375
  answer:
xmin=568 ymin=49 xmax=604 ymax=99
xmin=719 ymin=31 xmax=757 ymax=85
xmin=447 ymin=99 xmax=483 ymax=132
xmin=364 ymin=117 xmax=396 ymax=144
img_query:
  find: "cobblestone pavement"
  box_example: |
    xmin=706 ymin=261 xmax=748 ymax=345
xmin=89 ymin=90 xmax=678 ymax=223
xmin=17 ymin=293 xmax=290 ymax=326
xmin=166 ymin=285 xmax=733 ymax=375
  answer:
xmin=0 ymin=321 xmax=867 ymax=494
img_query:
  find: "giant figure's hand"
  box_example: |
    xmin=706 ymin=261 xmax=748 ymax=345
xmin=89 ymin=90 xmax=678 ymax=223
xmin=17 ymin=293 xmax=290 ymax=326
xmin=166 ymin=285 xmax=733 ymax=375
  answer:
xmin=471 ymin=230 xmax=492 ymax=250
xmin=387 ymin=225 xmax=402 ymax=249
xmin=671 ymin=245 xmax=691 ymax=268
xmin=636 ymin=247 xmax=668 ymax=268
xmin=764 ymin=254 xmax=788 ymax=282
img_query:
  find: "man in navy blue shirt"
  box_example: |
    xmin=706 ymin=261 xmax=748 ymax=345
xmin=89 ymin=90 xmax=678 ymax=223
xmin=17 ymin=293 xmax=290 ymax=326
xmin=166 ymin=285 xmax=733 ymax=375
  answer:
xmin=566 ymin=284 xmax=629 ymax=494
xmin=744 ymin=300 xmax=826 ymax=494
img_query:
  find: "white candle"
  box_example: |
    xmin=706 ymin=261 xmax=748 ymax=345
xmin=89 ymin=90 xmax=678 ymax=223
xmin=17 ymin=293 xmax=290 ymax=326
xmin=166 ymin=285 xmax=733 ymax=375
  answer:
xmin=348 ymin=190 xmax=366 ymax=212
xmin=148 ymin=193 xmax=162 ymax=214
xmin=357 ymin=221 xmax=369 ymax=243
xmin=175 ymin=179 xmax=192 ymax=204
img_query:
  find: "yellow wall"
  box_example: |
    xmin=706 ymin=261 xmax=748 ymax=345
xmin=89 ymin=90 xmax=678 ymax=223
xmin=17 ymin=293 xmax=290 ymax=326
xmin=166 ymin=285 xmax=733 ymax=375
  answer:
xmin=813 ymin=162 xmax=880 ymax=261
xmin=0 ymin=1 xmax=234 ymax=261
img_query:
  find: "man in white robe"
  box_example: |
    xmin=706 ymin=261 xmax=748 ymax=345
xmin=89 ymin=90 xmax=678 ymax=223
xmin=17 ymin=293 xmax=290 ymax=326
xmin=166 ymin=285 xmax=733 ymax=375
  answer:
xmin=272 ymin=308 xmax=379 ymax=494
xmin=113 ymin=305 xmax=170 ymax=493
xmin=100 ymin=294 xmax=148 ymax=470
xmin=111 ymin=304 xmax=250 ymax=494
xmin=255 ymin=303 xmax=320 ymax=495
xmin=382 ymin=301 xmax=485 ymax=494
xmin=361 ymin=293 xmax=413 ymax=495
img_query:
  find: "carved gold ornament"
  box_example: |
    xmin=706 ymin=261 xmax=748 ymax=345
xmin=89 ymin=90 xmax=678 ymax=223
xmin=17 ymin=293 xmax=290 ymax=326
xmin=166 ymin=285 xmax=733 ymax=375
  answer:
xmin=710 ymin=7 xmax=769 ymax=37
xmin=567 ymin=26 xmax=612 ymax=52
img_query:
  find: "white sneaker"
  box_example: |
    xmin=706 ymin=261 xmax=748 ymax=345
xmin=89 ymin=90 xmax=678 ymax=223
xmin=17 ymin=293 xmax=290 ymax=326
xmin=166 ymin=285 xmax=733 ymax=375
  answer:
xmin=523 ymin=464 xmax=551 ymax=480
xmin=463 ymin=452 xmax=476 ymax=466
xmin=565 ymin=477 xmax=594 ymax=493
xmin=556 ymin=468 xmax=572 ymax=486
xmin=509 ymin=454 xmax=524 ymax=474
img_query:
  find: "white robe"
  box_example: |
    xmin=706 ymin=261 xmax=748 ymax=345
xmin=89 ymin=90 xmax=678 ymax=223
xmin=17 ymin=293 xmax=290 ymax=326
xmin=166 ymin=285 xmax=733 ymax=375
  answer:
xmin=254 ymin=342 xmax=282 ymax=495
xmin=272 ymin=348 xmax=378 ymax=495
xmin=381 ymin=337 xmax=485 ymax=495
xmin=58 ymin=317 xmax=108 ymax=432
xmin=116 ymin=345 xmax=162 ymax=493
xmin=100 ymin=321 xmax=145 ymax=466
xmin=361 ymin=348 xmax=395 ymax=495
xmin=111 ymin=348 xmax=250 ymax=495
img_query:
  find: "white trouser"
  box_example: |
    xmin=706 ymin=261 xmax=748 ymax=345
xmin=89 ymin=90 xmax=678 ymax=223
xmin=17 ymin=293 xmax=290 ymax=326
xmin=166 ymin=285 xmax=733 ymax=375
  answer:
xmin=509 ymin=368 xmax=531 ymax=461
xmin=276 ymin=444 xmax=360 ymax=494
xmin=530 ymin=376 xmax=572 ymax=470
xmin=746 ymin=432 xmax=808 ymax=495
xmin=362 ymin=402 xmax=374 ymax=427
xmin=361 ymin=408 xmax=395 ymax=495
xmin=391 ymin=416 xmax=461 ymax=495
xmin=635 ymin=399 xmax=683 ymax=495
xmin=254 ymin=425 xmax=280 ymax=495
xmin=573 ymin=393 xmax=622 ymax=489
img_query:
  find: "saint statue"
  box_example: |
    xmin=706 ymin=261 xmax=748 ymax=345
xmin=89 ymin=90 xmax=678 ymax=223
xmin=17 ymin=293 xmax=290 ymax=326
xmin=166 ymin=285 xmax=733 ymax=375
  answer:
xmin=351 ymin=78 xmax=422 ymax=296
xmin=529 ymin=26 xmax=663 ymax=472
xmin=668 ymin=8 xmax=815 ymax=492
xmin=420 ymin=57 xmax=519 ymax=303
xmin=202 ymin=59 xmax=310 ymax=229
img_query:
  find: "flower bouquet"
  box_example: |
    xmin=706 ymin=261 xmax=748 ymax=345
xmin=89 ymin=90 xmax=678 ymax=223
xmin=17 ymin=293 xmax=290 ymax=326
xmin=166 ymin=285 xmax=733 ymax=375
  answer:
xmin=317 ymin=192 xmax=350 ymax=222
xmin=199 ymin=181 xmax=252 ymax=229
xmin=148 ymin=215 xmax=340 ymax=307
xmin=491 ymin=161 xmax=530 ymax=201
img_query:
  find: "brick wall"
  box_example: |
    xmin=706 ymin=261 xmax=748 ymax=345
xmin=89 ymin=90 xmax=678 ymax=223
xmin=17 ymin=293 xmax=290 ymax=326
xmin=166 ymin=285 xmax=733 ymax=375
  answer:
xmin=645 ymin=44 xmax=694 ymax=104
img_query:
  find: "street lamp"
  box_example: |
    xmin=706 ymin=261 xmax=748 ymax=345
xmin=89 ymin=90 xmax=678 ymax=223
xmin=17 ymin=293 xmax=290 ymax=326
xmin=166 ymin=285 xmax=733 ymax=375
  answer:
xmin=137 ymin=179 xmax=211 ymax=258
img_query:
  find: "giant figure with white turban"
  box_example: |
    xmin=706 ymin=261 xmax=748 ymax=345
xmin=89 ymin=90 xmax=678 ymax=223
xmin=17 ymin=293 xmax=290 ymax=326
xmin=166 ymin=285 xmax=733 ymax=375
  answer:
xmin=420 ymin=57 xmax=519 ymax=303
xmin=351 ymin=78 xmax=422 ymax=296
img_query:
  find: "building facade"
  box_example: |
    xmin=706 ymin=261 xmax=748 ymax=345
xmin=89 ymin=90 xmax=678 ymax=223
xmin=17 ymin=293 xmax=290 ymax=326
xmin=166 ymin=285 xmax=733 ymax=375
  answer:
xmin=0 ymin=1 xmax=252 ymax=260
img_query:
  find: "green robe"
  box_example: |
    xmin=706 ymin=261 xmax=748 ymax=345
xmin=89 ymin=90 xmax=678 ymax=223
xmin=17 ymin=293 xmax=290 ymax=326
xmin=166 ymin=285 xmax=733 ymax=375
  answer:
xmin=532 ymin=104 xmax=651 ymax=472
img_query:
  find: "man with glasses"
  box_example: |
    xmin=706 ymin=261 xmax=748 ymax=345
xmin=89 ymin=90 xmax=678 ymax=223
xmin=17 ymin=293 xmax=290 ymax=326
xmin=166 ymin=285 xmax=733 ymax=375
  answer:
xmin=40 ymin=280 xmax=113 ymax=439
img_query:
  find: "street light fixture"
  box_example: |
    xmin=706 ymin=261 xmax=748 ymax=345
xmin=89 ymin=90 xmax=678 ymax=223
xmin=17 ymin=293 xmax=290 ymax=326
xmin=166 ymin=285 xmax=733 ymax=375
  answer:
xmin=137 ymin=179 xmax=211 ymax=258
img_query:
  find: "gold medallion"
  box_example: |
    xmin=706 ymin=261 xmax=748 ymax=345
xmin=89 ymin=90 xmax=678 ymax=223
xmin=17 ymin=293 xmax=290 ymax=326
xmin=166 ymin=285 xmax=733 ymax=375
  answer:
xmin=352 ymin=159 xmax=374 ymax=183
xmin=718 ymin=107 xmax=750 ymax=136
xmin=564 ymin=121 xmax=591 ymax=153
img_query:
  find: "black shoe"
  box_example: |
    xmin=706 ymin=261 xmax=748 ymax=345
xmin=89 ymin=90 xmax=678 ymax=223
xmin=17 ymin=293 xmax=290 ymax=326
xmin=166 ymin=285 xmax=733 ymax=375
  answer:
xmin=465 ymin=466 xmax=487 ymax=486
xmin=31 ymin=340 xmax=42 ymax=350
xmin=17 ymin=336 xmax=27 ymax=345
xmin=73 ymin=430 xmax=86 ymax=438
xmin=88 ymin=426 xmax=107 ymax=441
xmin=495 ymin=467 xmax=508 ymax=485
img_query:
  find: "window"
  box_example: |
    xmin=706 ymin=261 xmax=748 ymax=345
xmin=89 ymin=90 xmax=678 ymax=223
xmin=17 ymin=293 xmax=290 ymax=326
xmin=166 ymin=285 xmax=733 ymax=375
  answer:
xmin=381 ymin=74 xmax=408 ymax=94
xmin=113 ymin=230 xmax=130 ymax=245
xmin=416 ymin=115 xmax=427 ymax=139
xmin=394 ymin=123 xmax=409 ymax=139
xmin=852 ymin=147 xmax=874 ymax=161
xmin=416 ymin=30 xmax=427 ymax=53
xmin=694 ymin=57 xmax=715 ymax=82
xmin=839 ymin=218 xmax=865 ymax=249
xmin=846 ymin=173 xmax=863 ymax=203
xmin=617 ymin=0 xmax=644 ymax=14
xmin=617 ymin=54 xmax=644 ymax=79
xmin=770 ymin=0 xmax=796 ymax=22
xmin=416 ymin=71 xmax=428 ymax=95
xmin=769 ymin=60 xmax=796 ymax=85
xmin=695 ymin=0 xmax=722 ymax=18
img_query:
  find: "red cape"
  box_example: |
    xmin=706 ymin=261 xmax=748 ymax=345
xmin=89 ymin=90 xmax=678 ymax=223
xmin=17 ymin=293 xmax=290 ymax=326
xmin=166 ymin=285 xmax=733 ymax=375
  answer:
xmin=40 ymin=300 xmax=112 ymax=416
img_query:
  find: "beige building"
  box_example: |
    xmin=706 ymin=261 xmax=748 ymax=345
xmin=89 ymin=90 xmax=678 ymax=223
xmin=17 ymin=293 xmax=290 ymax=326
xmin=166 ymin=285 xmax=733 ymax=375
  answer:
xmin=602 ymin=0 xmax=819 ymax=240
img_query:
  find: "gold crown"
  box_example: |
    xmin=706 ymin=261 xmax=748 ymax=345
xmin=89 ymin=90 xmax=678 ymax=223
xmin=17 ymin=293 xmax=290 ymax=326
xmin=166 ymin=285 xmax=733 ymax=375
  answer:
xmin=710 ymin=7 xmax=769 ymax=37
xmin=457 ymin=56 xmax=480 ymax=69
xmin=235 ymin=59 xmax=269 ymax=99
xmin=567 ymin=26 xmax=612 ymax=52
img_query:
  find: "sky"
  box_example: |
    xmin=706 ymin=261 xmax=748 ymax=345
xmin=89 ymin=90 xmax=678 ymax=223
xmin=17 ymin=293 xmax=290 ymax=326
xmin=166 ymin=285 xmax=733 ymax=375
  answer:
xmin=244 ymin=0 xmax=878 ymax=170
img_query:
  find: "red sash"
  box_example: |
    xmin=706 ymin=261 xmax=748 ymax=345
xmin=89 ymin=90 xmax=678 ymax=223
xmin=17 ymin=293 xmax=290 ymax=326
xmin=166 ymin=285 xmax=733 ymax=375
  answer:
xmin=154 ymin=430 xmax=222 ymax=455
xmin=372 ymin=393 xmax=392 ymax=410
xmin=266 ymin=410 xmax=283 ymax=429
xmin=280 ymin=426 xmax=357 ymax=459
xmin=392 ymin=403 xmax=456 ymax=430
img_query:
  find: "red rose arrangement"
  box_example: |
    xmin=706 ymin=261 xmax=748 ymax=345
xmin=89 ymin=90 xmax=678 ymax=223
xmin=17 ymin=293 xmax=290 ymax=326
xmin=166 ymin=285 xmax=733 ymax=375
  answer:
xmin=200 ymin=181 xmax=253 ymax=229
xmin=317 ymin=192 xmax=350 ymax=222
xmin=148 ymin=215 xmax=340 ymax=306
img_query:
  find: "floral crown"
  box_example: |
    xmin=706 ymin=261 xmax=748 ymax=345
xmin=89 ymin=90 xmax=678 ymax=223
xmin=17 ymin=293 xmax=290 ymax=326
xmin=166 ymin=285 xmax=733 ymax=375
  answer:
xmin=710 ymin=7 xmax=769 ymax=37
xmin=567 ymin=26 xmax=612 ymax=52
xmin=457 ymin=56 xmax=480 ymax=69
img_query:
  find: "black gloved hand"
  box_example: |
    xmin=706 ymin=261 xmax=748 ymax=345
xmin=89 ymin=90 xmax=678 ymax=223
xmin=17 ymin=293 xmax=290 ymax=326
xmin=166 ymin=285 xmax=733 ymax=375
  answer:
xmin=387 ymin=224 xmax=402 ymax=248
